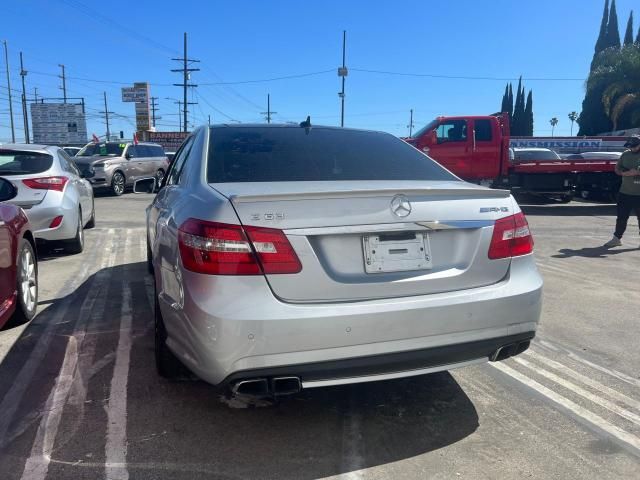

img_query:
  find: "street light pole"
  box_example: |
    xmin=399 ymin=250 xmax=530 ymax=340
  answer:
xmin=338 ymin=30 xmax=348 ymax=127
xmin=19 ymin=52 xmax=29 ymax=143
xmin=3 ymin=41 xmax=16 ymax=143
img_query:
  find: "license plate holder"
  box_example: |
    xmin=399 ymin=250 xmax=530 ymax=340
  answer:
xmin=363 ymin=232 xmax=432 ymax=274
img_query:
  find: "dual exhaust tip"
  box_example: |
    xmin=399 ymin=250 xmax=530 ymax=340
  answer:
xmin=490 ymin=340 xmax=530 ymax=362
xmin=232 ymin=376 xmax=301 ymax=397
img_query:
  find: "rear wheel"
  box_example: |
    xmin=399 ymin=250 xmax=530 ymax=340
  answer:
xmin=65 ymin=209 xmax=84 ymax=254
xmin=11 ymin=239 xmax=38 ymax=324
xmin=111 ymin=171 xmax=125 ymax=196
xmin=155 ymin=283 xmax=183 ymax=379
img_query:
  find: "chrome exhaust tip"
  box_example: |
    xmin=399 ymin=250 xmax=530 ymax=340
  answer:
xmin=231 ymin=378 xmax=269 ymax=397
xmin=271 ymin=376 xmax=302 ymax=396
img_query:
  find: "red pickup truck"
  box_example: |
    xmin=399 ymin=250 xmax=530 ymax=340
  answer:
xmin=405 ymin=113 xmax=622 ymax=201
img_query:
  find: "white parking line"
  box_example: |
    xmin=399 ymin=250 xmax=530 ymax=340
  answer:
xmin=514 ymin=357 xmax=640 ymax=426
xmin=491 ymin=362 xmax=640 ymax=454
xmin=19 ymin=232 xmax=118 ymax=480
xmin=105 ymin=232 xmax=134 ymax=480
xmin=0 ymin=235 xmax=107 ymax=449
xmin=525 ymin=349 xmax=640 ymax=411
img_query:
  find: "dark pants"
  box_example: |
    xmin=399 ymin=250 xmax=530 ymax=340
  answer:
xmin=614 ymin=192 xmax=640 ymax=239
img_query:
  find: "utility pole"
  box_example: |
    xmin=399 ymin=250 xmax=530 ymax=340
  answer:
xmin=260 ymin=94 xmax=277 ymax=124
xmin=150 ymin=96 xmax=159 ymax=128
xmin=101 ymin=92 xmax=113 ymax=140
xmin=407 ymin=109 xmax=414 ymax=137
xmin=3 ymin=41 xmax=15 ymax=143
xmin=171 ymin=32 xmax=199 ymax=134
xmin=208 ymin=114 xmax=211 ymax=126
xmin=33 ymin=86 xmax=38 ymax=103
xmin=338 ymin=30 xmax=348 ymax=127
xmin=19 ymin=52 xmax=29 ymax=143
xmin=58 ymin=64 xmax=67 ymax=103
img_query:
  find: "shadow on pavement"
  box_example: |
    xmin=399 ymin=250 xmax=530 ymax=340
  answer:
xmin=0 ymin=259 xmax=480 ymax=480
xmin=553 ymin=246 xmax=639 ymax=258
xmin=521 ymin=204 xmax=616 ymax=217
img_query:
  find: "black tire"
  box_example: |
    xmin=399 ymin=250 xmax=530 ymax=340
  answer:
xmin=155 ymin=169 xmax=165 ymax=188
xmin=111 ymin=171 xmax=125 ymax=196
xmin=558 ymin=194 xmax=573 ymax=204
xmin=155 ymin=283 xmax=183 ymax=379
xmin=146 ymin=236 xmax=154 ymax=274
xmin=11 ymin=239 xmax=38 ymax=325
xmin=65 ymin=209 xmax=85 ymax=254
xmin=85 ymin=199 xmax=96 ymax=229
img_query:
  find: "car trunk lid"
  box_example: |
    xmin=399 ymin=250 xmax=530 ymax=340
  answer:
xmin=211 ymin=180 xmax=514 ymax=303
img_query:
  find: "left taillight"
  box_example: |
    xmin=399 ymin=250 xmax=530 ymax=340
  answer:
xmin=488 ymin=212 xmax=534 ymax=260
xmin=178 ymin=219 xmax=302 ymax=275
xmin=22 ymin=176 xmax=68 ymax=192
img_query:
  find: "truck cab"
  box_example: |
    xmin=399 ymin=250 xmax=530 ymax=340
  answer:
xmin=409 ymin=115 xmax=507 ymax=182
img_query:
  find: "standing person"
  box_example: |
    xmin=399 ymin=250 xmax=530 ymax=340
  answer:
xmin=604 ymin=135 xmax=640 ymax=247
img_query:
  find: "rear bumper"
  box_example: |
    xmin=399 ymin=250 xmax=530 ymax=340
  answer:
xmin=22 ymin=193 xmax=79 ymax=241
xmin=159 ymin=254 xmax=543 ymax=387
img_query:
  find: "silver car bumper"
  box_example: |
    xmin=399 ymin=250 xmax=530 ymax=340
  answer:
xmin=23 ymin=191 xmax=79 ymax=242
xmin=159 ymin=254 xmax=542 ymax=387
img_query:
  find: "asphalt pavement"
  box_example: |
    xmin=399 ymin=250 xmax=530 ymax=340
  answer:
xmin=0 ymin=193 xmax=638 ymax=480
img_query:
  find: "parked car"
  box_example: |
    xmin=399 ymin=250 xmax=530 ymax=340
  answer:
xmin=63 ymin=146 xmax=81 ymax=157
xmin=74 ymin=141 xmax=169 ymax=196
xmin=0 ymin=177 xmax=38 ymax=328
xmin=0 ymin=144 xmax=95 ymax=253
xmin=139 ymin=124 xmax=543 ymax=397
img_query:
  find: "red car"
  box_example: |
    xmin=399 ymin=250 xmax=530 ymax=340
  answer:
xmin=0 ymin=177 xmax=38 ymax=329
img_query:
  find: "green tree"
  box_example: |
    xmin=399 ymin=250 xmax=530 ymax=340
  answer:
xmin=550 ymin=117 xmax=559 ymax=137
xmin=568 ymin=112 xmax=578 ymax=135
xmin=500 ymin=84 xmax=510 ymax=114
xmin=598 ymin=44 xmax=640 ymax=130
xmin=606 ymin=0 xmax=621 ymax=48
xmin=525 ymin=91 xmax=534 ymax=136
xmin=624 ymin=11 xmax=634 ymax=45
xmin=513 ymin=77 xmax=525 ymax=135
xmin=507 ymin=83 xmax=514 ymax=124
xmin=593 ymin=0 xmax=610 ymax=67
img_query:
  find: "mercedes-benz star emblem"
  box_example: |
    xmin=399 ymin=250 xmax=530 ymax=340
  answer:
xmin=390 ymin=194 xmax=411 ymax=218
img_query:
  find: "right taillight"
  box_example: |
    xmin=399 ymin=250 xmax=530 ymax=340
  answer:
xmin=178 ymin=219 xmax=301 ymax=275
xmin=488 ymin=212 xmax=534 ymax=260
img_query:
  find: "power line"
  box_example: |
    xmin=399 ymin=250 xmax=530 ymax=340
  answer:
xmin=351 ymin=68 xmax=586 ymax=82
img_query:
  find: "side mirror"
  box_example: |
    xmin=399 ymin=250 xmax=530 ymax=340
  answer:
xmin=125 ymin=152 xmax=132 ymax=160
xmin=133 ymin=177 xmax=157 ymax=194
xmin=0 ymin=178 xmax=17 ymax=202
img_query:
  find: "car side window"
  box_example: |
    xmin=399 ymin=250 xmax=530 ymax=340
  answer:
xmin=139 ymin=145 xmax=151 ymax=157
xmin=166 ymin=136 xmax=194 ymax=186
xmin=436 ymin=120 xmax=467 ymax=144
xmin=58 ymin=150 xmax=80 ymax=177
xmin=127 ymin=145 xmax=137 ymax=158
xmin=474 ymin=119 xmax=493 ymax=142
xmin=152 ymin=146 xmax=165 ymax=158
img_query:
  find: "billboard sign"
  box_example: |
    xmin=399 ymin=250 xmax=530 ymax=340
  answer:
xmin=122 ymin=82 xmax=151 ymax=132
xmin=31 ymin=103 xmax=88 ymax=144
xmin=121 ymin=86 xmax=148 ymax=103
xmin=147 ymin=131 xmax=188 ymax=151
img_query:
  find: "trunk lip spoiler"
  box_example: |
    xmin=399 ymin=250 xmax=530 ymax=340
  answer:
xmin=224 ymin=187 xmax=511 ymax=203
xmin=284 ymin=220 xmax=496 ymax=236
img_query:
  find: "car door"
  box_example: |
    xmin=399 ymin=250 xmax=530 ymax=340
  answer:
xmin=124 ymin=145 xmax=142 ymax=184
xmin=425 ymin=119 xmax=472 ymax=178
xmin=470 ymin=118 xmax=500 ymax=179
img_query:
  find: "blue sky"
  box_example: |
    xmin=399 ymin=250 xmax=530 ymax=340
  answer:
xmin=1 ymin=0 xmax=636 ymax=142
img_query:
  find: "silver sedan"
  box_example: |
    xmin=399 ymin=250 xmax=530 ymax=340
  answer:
xmin=142 ymin=124 xmax=542 ymax=397
xmin=0 ymin=144 xmax=95 ymax=254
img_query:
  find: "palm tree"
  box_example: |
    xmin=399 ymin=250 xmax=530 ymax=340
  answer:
xmin=549 ymin=117 xmax=559 ymax=137
xmin=568 ymin=112 xmax=578 ymax=136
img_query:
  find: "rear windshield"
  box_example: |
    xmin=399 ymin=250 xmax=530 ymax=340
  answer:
xmin=77 ymin=143 xmax=125 ymax=157
xmin=0 ymin=150 xmax=54 ymax=175
xmin=207 ymin=127 xmax=457 ymax=183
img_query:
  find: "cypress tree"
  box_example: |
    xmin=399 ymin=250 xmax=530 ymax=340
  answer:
xmin=525 ymin=90 xmax=534 ymax=136
xmin=606 ymin=0 xmax=621 ymax=48
xmin=636 ymin=24 xmax=640 ymax=43
xmin=500 ymin=84 xmax=509 ymax=113
xmin=624 ymin=12 xmax=635 ymax=45
xmin=593 ymin=0 xmax=610 ymax=63
xmin=513 ymin=77 xmax=524 ymax=135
